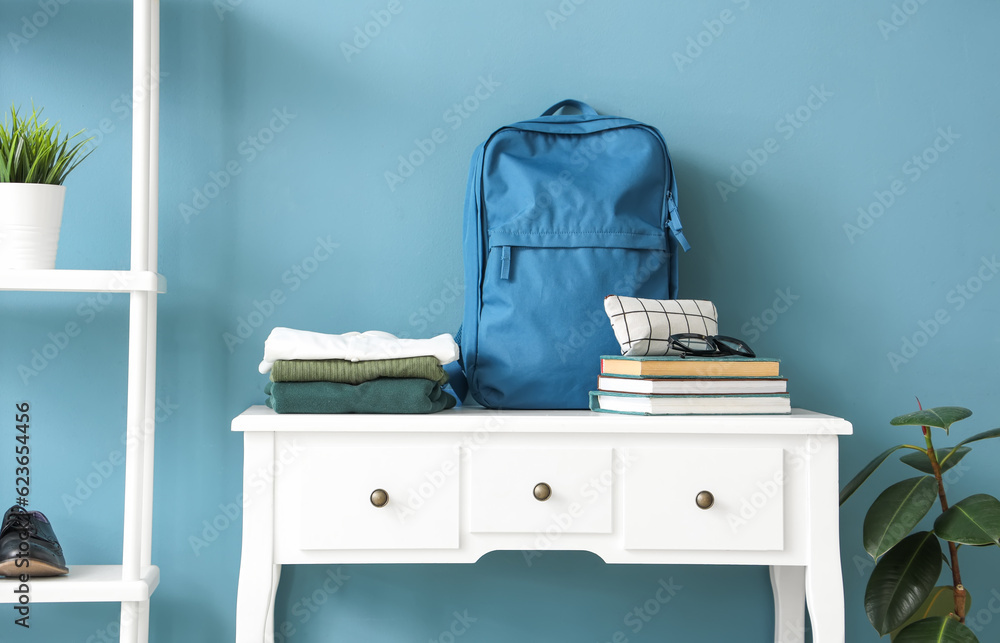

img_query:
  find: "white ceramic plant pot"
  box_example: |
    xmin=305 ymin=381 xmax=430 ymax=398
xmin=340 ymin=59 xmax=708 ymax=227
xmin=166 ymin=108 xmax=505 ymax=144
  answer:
xmin=0 ymin=183 xmax=66 ymax=269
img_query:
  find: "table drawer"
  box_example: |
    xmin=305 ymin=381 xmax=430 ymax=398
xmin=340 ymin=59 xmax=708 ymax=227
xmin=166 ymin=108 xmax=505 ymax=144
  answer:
xmin=470 ymin=448 xmax=613 ymax=534
xmin=624 ymin=447 xmax=784 ymax=551
xmin=299 ymin=446 xmax=459 ymax=550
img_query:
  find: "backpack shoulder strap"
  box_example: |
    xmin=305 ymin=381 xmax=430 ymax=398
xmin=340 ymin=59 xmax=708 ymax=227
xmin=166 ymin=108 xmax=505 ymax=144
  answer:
xmin=443 ymin=327 xmax=468 ymax=404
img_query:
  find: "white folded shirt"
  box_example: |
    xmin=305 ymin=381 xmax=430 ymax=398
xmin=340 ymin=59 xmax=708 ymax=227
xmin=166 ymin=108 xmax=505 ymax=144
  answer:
xmin=258 ymin=327 xmax=460 ymax=374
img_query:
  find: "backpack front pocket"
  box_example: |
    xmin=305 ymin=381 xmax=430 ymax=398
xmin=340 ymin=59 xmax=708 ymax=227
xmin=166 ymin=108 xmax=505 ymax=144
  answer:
xmin=473 ymin=232 xmax=671 ymax=408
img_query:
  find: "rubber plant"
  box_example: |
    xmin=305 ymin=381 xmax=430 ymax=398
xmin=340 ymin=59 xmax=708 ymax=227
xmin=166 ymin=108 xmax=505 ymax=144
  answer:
xmin=841 ymin=405 xmax=1000 ymax=642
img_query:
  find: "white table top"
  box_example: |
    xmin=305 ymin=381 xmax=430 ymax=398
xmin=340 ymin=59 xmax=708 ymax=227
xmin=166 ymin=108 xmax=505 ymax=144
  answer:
xmin=232 ymin=405 xmax=852 ymax=436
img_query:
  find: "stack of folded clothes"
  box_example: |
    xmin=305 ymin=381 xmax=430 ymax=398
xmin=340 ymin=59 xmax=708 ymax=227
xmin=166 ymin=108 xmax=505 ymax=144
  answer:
xmin=258 ymin=328 xmax=460 ymax=414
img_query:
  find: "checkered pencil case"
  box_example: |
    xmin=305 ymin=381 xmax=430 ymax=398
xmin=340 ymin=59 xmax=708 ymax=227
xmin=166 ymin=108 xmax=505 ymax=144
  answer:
xmin=603 ymin=296 xmax=718 ymax=357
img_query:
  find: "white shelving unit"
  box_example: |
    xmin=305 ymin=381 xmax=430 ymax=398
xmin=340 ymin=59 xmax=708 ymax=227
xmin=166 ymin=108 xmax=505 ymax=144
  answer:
xmin=0 ymin=270 xmax=165 ymax=293
xmin=0 ymin=2 xmax=163 ymax=642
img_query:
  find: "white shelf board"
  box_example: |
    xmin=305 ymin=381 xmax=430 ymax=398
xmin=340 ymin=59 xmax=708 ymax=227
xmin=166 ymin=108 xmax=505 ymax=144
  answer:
xmin=233 ymin=405 xmax=853 ymax=436
xmin=0 ymin=270 xmax=166 ymax=293
xmin=0 ymin=565 xmax=159 ymax=603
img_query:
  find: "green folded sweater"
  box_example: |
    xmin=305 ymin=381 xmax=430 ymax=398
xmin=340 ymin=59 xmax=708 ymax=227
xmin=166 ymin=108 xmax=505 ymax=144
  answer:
xmin=269 ymin=356 xmax=448 ymax=385
xmin=264 ymin=378 xmax=457 ymax=414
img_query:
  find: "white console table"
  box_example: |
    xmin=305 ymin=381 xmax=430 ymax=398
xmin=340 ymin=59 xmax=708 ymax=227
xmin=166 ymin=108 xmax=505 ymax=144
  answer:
xmin=232 ymin=405 xmax=852 ymax=642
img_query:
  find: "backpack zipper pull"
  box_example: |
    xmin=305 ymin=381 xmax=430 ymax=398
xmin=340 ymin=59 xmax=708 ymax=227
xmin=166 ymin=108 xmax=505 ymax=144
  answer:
xmin=499 ymin=246 xmax=511 ymax=280
xmin=666 ymin=196 xmax=691 ymax=252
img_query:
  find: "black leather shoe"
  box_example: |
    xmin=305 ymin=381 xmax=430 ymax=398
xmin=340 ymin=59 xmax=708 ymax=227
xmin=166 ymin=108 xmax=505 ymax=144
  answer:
xmin=0 ymin=506 xmax=69 ymax=577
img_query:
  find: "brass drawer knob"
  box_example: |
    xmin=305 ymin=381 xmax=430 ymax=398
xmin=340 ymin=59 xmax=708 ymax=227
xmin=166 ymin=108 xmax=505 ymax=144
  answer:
xmin=695 ymin=490 xmax=715 ymax=510
xmin=370 ymin=489 xmax=389 ymax=508
xmin=533 ymin=482 xmax=552 ymax=502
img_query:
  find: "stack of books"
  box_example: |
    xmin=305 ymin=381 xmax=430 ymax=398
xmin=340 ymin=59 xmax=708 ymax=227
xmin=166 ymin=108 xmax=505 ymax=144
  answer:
xmin=589 ymin=355 xmax=790 ymax=415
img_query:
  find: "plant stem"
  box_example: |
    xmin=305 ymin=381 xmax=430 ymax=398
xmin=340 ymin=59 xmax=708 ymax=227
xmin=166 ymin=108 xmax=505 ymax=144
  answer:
xmin=923 ymin=426 xmax=966 ymax=622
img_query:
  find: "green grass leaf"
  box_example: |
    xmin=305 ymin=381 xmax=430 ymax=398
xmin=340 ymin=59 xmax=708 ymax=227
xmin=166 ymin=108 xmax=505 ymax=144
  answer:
xmin=0 ymin=103 xmax=93 ymax=185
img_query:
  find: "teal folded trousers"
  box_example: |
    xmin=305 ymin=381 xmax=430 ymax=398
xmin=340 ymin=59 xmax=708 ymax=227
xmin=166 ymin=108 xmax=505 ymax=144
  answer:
xmin=265 ymin=378 xmax=457 ymax=414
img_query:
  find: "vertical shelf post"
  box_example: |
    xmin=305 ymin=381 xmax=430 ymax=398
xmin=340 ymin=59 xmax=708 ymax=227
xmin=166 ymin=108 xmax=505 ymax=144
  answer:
xmin=140 ymin=0 xmax=161 ymax=572
xmin=130 ymin=0 xmax=151 ymax=273
xmin=122 ymin=3 xmax=156 ymax=641
xmin=122 ymin=0 xmax=152 ymax=592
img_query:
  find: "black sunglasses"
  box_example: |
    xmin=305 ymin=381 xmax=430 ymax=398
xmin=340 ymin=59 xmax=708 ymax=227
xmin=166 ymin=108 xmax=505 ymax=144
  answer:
xmin=667 ymin=333 xmax=756 ymax=358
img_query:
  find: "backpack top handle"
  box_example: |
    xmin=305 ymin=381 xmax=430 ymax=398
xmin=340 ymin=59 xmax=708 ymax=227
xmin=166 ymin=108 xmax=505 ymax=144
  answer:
xmin=541 ymin=99 xmax=599 ymax=117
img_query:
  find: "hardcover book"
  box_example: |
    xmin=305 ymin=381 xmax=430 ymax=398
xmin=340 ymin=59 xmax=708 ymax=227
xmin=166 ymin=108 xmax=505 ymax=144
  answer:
xmin=589 ymin=391 xmax=792 ymax=415
xmin=597 ymin=375 xmax=788 ymax=395
xmin=600 ymin=355 xmax=780 ymax=378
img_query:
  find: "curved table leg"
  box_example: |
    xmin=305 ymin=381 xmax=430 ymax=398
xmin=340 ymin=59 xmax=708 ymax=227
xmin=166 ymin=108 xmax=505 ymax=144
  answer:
xmin=236 ymin=432 xmax=278 ymax=643
xmin=265 ymin=565 xmax=282 ymax=641
xmin=770 ymin=565 xmax=806 ymax=643
xmin=805 ymin=435 xmax=846 ymax=643
xmin=806 ymin=555 xmax=845 ymax=643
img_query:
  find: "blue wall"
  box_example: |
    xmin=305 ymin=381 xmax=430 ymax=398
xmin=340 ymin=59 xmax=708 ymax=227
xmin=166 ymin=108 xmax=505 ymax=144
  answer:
xmin=2 ymin=0 xmax=999 ymax=641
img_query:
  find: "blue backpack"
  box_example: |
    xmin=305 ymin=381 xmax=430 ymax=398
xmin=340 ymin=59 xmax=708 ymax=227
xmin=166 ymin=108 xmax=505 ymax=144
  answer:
xmin=452 ymin=99 xmax=690 ymax=409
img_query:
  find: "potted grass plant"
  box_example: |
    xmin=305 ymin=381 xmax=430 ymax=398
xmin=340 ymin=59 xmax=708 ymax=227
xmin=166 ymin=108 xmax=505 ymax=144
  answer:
xmin=0 ymin=104 xmax=92 ymax=269
xmin=841 ymin=404 xmax=1000 ymax=642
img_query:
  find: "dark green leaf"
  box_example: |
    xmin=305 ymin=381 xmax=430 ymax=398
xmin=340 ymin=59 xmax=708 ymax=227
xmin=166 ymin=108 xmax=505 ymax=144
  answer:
xmin=893 ymin=616 xmax=979 ymax=643
xmin=890 ymin=586 xmax=972 ymax=641
xmin=891 ymin=407 xmax=972 ymax=434
xmin=901 ymin=448 xmax=971 ymax=474
xmin=934 ymin=494 xmax=1000 ymax=546
xmin=866 ymin=531 xmax=943 ymax=635
xmin=865 ymin=477 xmax=939 ymax=559
xmin=952 ymin=427 xmax=1000 ymax=451
xmin=841 ymin=445 xmax=915 ymax=506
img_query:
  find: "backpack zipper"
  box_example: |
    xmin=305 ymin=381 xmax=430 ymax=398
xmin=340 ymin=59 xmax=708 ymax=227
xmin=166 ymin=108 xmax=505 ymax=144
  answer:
xmin=480 ymin=124 xmax=684 ymax=283
xmin=479 ymin=124 xmax=674 ymax=239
